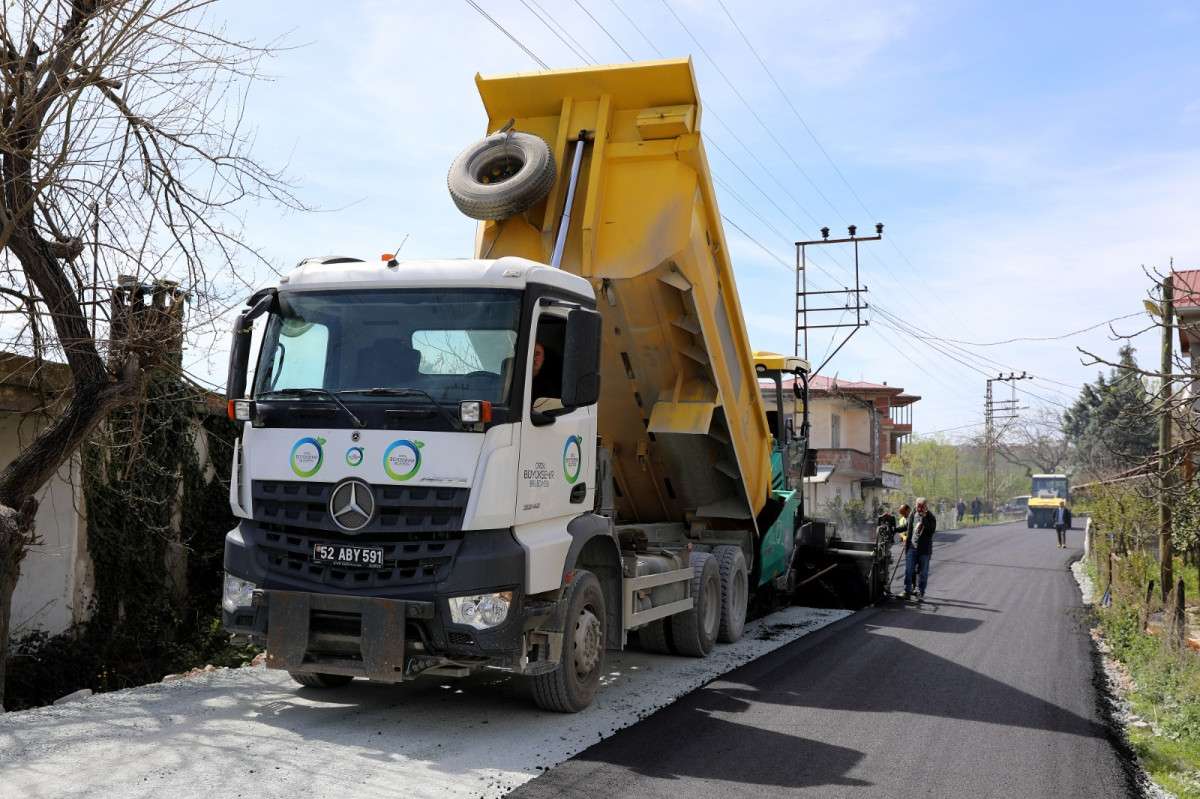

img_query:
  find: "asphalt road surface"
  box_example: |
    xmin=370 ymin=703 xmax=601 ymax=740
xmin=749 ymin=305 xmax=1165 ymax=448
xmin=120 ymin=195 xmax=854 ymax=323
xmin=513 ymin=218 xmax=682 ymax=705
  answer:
xmin=511 ymin=520 xmax=1141 ymax=799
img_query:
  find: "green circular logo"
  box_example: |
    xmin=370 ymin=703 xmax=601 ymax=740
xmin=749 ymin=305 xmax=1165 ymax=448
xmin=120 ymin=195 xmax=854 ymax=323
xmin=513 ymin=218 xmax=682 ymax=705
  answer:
xmin=563 ymin=435 xmax=583 ymax=484
xmin=383 ymin=439 xmax=423 ymax=481
xmin=345 ymin=446 xmax=364 ymax=467
xmin=290 ymin=437 xmax=325 ymax=478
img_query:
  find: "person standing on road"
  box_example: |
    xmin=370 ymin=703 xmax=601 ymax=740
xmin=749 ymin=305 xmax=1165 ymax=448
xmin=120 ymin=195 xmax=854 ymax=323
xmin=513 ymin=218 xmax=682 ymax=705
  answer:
xmin=971 ymin=497 xmax=982 ymax=524
xmin=956 ymin=498 xmax=966 ymax=527
xmin=1054 ymin=500 xmax=1068 ymax=549
xmin=900 ymin=498 xmax=937 ymax=600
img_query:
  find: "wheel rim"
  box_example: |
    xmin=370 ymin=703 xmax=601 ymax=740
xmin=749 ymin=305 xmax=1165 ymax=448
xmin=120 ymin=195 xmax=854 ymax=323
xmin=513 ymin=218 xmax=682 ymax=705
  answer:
xmin=475 ymin=153 xmax=523 ymax=185
xmin=573 ymin=607 xmax=602 ymax=678
xmin=731 ymin=568 xmax=747 ymax=627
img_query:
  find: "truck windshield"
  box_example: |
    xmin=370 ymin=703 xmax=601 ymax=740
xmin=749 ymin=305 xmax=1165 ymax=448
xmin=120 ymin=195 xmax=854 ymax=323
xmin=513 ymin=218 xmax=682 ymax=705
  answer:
xmin=254 ymin=288 xmax=523 ymax=406
xmin=1031 ymin=476 xmax=1068 ymax=498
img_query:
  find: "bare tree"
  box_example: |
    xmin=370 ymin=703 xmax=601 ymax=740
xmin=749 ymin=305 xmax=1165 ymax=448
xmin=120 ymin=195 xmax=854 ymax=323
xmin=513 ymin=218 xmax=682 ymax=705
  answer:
xmin=995 ymin=407 xmax=1072 ymax=476
xmin=0 ymin=1 xmax=298 ymax=709
xmin=1075 ymin=266 xmax=1200 ymax=602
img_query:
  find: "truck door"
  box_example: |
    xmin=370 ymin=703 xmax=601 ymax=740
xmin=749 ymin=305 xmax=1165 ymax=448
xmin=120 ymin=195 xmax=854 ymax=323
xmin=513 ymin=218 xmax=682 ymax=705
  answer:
xmin=515 ymin=305 xmax=596 ymax=528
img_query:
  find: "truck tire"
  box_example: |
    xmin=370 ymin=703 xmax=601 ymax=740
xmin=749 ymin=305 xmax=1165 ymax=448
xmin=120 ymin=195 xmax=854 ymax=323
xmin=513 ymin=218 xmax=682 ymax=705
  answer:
xmin=447 ymin=130 xmax=556 ymax=221
xmin=290 ymin=672 xmax=353 ymax=689
xmin=531 ymin=569 xmax=605 ymax=713
xmin=713 ymin=545 xmax=748 ymax=643
xmin=671 ymin=552 xmax=721 ymax=657
xmin=638 ymin=619 xmax=674 ymax=654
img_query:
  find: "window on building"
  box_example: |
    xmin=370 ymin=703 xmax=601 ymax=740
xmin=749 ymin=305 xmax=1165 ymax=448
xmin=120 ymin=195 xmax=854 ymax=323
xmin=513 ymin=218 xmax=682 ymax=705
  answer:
xmin=831 ymin=413 xmax=841 ymax=448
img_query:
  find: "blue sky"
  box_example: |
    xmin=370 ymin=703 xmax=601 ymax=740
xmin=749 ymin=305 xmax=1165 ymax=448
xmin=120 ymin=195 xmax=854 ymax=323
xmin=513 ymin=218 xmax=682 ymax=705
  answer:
xmin=194 ymin=1 xmax=1200 ymax=437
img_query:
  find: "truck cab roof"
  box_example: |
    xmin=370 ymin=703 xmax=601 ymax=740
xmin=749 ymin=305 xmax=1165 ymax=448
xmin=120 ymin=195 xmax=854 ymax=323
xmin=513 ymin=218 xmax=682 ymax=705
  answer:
xmin=279 ymin=255 xmax=594 ymax=300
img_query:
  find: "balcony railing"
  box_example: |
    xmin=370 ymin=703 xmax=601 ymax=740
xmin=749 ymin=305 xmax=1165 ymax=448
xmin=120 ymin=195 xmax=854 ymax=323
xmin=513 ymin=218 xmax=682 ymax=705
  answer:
xmin=815 ymin=448 xmax=877 ymax=477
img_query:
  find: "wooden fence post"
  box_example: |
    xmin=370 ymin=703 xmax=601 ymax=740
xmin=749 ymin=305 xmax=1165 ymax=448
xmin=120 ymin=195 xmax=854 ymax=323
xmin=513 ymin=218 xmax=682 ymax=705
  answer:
xmin=1170 ymin=578 xmax=1187 ymax=651
xmin=1141 ymin=580 xmax=1156 ymax=632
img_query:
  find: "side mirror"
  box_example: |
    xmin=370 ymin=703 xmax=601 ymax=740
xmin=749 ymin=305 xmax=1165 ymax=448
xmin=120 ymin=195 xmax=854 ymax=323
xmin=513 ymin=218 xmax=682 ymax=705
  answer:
xmin=226 ymin=290 xmax=276 ymax=403
xmin=227 ymin=310 xmax=253 ymax=402
xmin=561 ymin=308 xmax=601 ymax=408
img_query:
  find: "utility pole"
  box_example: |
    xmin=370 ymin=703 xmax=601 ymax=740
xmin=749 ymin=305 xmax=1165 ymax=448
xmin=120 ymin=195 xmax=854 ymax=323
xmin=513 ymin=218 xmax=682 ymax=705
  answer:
xmin=984 ymin=372 xmax=1031 ymax=513
xmin=795 ymin=223 xmax=881 ymax=375
xmin=1160 ymin=273 xmax=1175 ymax=603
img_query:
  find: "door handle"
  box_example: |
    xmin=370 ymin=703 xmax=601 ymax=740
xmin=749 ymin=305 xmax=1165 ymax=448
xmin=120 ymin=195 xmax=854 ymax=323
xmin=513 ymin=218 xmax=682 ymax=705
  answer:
xmin=570 ymin=483 xmax=587 ymax=504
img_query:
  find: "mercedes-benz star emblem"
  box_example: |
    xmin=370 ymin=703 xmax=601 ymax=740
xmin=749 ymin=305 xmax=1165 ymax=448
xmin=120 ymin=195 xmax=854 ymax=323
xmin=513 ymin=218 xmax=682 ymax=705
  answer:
xmin=329 ymin=479 xmax=375 ymax=532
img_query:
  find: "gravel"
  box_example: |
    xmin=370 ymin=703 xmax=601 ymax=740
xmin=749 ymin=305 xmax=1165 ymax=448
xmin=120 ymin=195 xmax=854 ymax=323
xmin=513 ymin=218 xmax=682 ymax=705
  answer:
xmin=0 ymin=605 xmax=849 ymax=799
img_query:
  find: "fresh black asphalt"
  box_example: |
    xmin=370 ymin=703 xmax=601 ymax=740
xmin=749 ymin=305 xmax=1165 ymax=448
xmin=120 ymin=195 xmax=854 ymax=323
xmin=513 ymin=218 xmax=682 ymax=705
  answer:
xmin=509 ymin=520 xmax=1139 ymax=798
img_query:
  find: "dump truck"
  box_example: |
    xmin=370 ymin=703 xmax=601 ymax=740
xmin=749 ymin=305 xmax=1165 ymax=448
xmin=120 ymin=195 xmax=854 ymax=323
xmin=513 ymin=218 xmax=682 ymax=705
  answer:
xmin=221 ymin=59 xmax=872 ymax=712
xmin=1027 ymin=473 xmax=1070 ymax=528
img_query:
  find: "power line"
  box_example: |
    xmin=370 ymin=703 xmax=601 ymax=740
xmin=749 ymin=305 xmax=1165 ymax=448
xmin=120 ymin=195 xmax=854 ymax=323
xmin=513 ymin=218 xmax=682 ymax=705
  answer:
xmin=572 ymin=0 xmax=634 ymax=60
xmin=659 ymin=0 xmax=849 ymax=227
xmin=529 ymin=0 xmax=599 ymax=63
xmin=608 ymin=0 xmax=664 ymax=57
xmin=463 ymin=0 xmax=548 ymax=69
xmin=711 ymin=0 xmax=980 ymax=335
xmin=520 ymin=0 xmax=594 ymax=64
xmin=720 ymin=214 xmax=794 ymax=272
xmin=874 ymin=315 xmax=1072 ymax=411
xmin=462 ymin=2 xmax=1068 ymax=419
xmin=870 ymin=304 xmax=1080 ymax=398
xmin=936 ymin=311 xmax=1146 ymax=347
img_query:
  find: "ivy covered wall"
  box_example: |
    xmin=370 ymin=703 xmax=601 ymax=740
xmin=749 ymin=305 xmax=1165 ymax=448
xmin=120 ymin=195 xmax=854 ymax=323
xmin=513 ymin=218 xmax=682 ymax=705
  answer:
xmin=4 ymin=378 xmax=249 ymax=710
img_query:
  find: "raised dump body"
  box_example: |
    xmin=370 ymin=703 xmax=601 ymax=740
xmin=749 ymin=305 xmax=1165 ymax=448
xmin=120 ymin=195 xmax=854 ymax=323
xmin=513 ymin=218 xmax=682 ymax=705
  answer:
xmin=470 ymin=59 xmax=772 ymax=535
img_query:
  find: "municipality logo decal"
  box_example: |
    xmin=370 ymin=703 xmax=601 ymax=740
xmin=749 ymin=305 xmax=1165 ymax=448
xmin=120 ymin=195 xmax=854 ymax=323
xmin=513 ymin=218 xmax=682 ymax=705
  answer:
xmin=290 ymin=436 xmax=325 ymax=478
xmin=345 ymin=446 xmax=364 ymax=467
xmin=383 ymin=439 xmax=424 ymax=481
xmin=562 ymin=435 xmax=583 ymax=484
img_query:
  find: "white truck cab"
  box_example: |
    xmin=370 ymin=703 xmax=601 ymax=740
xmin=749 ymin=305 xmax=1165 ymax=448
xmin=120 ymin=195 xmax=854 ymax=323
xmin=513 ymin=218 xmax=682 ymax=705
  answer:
xmin=222 ymin=255 xmax=638 ymax=710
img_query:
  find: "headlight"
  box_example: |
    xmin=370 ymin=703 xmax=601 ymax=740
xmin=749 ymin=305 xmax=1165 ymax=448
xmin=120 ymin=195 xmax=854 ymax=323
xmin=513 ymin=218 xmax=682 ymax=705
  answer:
xmin=447 ymin=591 xmax=512 ymax=630
xmin=222 ymin=573 xmax=257 ymax=613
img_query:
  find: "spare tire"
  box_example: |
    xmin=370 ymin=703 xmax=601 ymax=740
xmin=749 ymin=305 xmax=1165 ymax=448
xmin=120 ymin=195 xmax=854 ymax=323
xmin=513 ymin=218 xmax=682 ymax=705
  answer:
xmin=447 ymin=130 xmax=556 ymax=221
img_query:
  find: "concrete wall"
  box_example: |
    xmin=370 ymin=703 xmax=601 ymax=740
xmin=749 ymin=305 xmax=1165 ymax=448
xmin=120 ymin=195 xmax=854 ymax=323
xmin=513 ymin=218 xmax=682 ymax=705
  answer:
xmin=3 ymin=413 xmax=92 ymax=636
xmin=807 ymin=396 xmax=872 ymax=452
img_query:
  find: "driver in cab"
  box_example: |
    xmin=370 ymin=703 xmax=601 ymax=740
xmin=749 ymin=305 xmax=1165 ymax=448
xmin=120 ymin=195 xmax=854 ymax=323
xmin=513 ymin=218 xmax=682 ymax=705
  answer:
xmin=531 ymin=341 xmax=563 ymax=413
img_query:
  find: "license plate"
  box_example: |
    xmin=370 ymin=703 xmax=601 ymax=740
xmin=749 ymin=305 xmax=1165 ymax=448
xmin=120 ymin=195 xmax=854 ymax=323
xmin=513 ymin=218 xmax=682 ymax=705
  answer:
xmin=312 ymin=543 xmax=386 ymax=569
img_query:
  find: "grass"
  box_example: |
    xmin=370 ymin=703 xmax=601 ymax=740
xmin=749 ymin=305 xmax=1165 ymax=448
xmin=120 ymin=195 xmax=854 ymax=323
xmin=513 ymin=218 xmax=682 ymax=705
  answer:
xmin=1129 ymin=722 xmax=1200 ymax=797
xmin=1087 ymin=558 xmax=1200 ymax=797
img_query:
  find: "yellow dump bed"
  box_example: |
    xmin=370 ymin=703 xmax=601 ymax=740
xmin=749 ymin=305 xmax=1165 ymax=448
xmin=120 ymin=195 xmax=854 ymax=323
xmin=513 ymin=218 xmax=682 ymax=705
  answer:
xmin=472 ymin=59 xmax=772 ymax=531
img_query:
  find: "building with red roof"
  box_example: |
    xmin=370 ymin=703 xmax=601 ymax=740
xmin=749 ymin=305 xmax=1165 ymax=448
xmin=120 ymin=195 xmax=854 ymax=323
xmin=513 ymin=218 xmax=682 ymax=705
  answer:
xmin=762 ymin=373 xmax=919 ymax=519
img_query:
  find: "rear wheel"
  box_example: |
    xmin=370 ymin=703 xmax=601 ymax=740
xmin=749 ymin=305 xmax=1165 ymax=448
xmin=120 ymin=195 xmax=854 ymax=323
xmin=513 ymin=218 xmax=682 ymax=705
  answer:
xmin=714 ymin=545 xmax=749 ymax=643
xmin=290 ymin=672 xmax=353 ymax=689
xmin=637 ymin=618 xmax=674 ymax=654
xmin=531 ymin=569 xmax=605 ymax=713
xmin=671 ymin=552 xmax=721 ymax=657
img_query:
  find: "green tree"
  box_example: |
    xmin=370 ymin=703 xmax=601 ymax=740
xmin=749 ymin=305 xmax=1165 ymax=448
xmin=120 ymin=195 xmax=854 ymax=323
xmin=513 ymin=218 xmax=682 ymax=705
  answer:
xmin=1062 ymin=345 xmax=1156 ymax=478
xmin=888 ymin=438 xmax=962 ymax=502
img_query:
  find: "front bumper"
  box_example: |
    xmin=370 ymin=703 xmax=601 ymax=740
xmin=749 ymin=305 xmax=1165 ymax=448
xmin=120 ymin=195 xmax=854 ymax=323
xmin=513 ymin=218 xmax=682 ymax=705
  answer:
xmin=223 ymin=523 xmax=565 ymax=680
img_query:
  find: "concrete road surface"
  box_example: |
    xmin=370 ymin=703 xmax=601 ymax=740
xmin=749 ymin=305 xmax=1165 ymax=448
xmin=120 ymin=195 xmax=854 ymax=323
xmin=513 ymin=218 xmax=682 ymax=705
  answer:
xmin=510 ymin=520 xmax=1142 ymax=799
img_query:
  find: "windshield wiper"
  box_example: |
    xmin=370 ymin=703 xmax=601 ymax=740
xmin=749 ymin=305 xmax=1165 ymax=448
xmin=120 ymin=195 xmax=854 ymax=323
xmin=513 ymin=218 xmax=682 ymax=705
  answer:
xmin=257 ymin=387 xmax=365 ymax=428
xmin=337 ymin=387 xmax=462 ymax=431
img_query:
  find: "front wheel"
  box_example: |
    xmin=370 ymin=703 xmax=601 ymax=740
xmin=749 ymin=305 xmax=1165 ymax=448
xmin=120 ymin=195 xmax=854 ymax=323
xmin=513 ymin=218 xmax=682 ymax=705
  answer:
xmin=290 ymin=672 xmax=353 ymax=689
xmin=531 ymin=569 xmax=605 ymax=713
